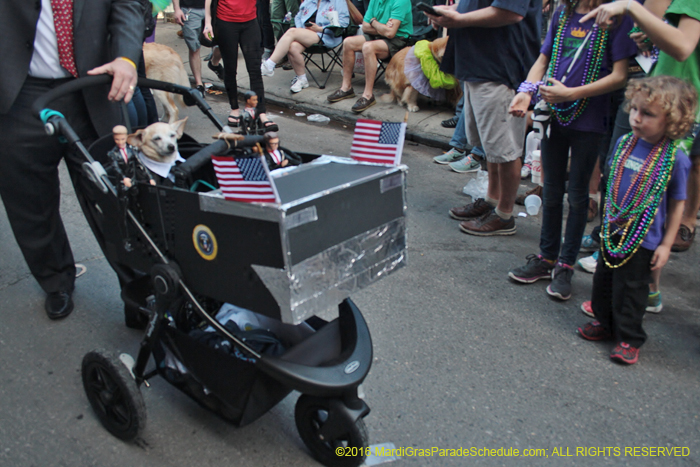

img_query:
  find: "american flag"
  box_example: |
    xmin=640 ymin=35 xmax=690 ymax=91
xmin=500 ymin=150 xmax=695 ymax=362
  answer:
xmin=212 ymin=155 xmax=280 ymax=204
xmin=350 ymin=119 xmax=406 ymax=165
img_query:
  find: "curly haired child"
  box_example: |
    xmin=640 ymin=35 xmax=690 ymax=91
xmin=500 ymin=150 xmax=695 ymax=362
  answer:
xmin=577 ymin=76 xmax=698 ymax=365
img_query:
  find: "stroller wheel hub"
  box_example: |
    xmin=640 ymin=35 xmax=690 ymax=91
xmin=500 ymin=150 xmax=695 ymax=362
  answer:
xmin=99 ymin=389 xmax=114 ymax=404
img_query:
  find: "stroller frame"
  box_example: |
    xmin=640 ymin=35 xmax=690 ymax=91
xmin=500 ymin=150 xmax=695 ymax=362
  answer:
xmin=32 ymin=76 xmax=402 ymax=467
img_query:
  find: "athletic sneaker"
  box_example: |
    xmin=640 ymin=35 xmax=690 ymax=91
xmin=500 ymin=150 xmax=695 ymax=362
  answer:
xmin=646 ymin=291 xmax=663 ymax=313
xmin=290 ymin=76 xmax=309 ymax=93
xmin=260 ymin=60 xmax=275 ymax=77
xmin=580 ymin=300 xmax=594 ymax=317
xmin=434 ymin=148 xmax=466 ymax=165
xmin=449 ymin=156 xmax=481 ymax=173
xmin=577 ymin=251 xmax=598 ymax=274
xmin=521 ymin=162 xmax=532 ymax=179
xmin=547 ymin=262 xmax=574 ymax=300
xmin=580 ymin=234 xmax=600 ymax=253
xmin=610 ymin=342 xmax=639 ymax=365
xmin=577 ymin=321 xmax=612 ymax=341
xmin=508 ymin=254 xmax=555 ymax=283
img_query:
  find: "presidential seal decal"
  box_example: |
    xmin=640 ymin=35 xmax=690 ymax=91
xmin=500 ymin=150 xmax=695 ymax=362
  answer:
xmin=192 ymin=224 xmax=218 ymax=260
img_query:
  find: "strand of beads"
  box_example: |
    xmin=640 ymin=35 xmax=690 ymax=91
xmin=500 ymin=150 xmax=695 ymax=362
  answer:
xmin=601 ymin=133 xmax=677 ymax=268
xmin=542 ymin=8 xmax=609 ymax=126
xmin=549 ymin=24 xmax=608 ymax=125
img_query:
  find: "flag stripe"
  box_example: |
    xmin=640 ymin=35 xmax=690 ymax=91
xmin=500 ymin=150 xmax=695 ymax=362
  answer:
xmin=212 ymin=156 xmax=278 ymax=203
xmin=350 ymin=118 xmax=405 ymax=165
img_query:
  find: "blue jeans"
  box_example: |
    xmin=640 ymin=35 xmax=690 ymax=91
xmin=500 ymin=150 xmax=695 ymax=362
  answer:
xmin=540 ymin=123 xmax=603 ymax=266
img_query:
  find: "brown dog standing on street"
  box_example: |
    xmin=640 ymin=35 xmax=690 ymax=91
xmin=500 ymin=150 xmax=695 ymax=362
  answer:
xmin=382 ymin=37 xmax=460 ymax=112
xmin=143 ymin=43 xmax=190 ymax=123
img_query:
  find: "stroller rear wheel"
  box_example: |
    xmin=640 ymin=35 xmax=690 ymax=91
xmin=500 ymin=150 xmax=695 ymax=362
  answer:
xmin=295 ymin=395 xmax=369 ymax=467
xmin=81 ymin=349 xmax=146 ymax=441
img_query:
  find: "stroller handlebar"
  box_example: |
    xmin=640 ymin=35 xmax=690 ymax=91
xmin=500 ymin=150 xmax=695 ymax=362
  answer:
xmin=32 ymin=76 xmax=225 ymax=131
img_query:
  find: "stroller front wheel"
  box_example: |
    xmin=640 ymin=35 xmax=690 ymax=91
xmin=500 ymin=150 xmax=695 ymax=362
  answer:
xmin=295 ymin=395 xmax=369 ymax=467
xmin=81 ymin=349 xmax=147 ymax=441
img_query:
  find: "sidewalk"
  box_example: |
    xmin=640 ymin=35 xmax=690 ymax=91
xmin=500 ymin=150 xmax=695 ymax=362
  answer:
xmin=154 ymin=21 xmax=456 ymax=150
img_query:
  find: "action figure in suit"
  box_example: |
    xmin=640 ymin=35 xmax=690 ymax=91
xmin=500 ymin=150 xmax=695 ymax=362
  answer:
xmin=0 ymin=0 xmax=144 ymax=319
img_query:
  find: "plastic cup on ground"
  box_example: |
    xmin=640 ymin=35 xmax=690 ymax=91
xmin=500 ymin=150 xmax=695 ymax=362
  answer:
xmin=524 ymin=194 xmax=542 ymax=216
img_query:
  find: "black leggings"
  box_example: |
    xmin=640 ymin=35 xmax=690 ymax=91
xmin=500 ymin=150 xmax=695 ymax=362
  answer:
xmin=216 ymin=18 xmax=266 ymax=113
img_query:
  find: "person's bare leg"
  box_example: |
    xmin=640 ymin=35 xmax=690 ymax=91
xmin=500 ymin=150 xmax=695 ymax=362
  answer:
xmin=190 ymin=48 xmax=203 ymax=86
xmin=649 ymin=268 xmax=661 ymax=293
xmin=289 ymin=41 xmax=306 ymax=75
xmin=339 ymin=36 xmax=364 ymax=91
xmin=210 ymin=46 xmax=222 ymax=66
xmin=360 ymin=41 xmax=389 ymax=98
xmin=680 ymin=161 xmax=700 ymax=230
xmin=486 ymin=161 xmax=501 ymax=202
xmin=495 ymin=159 xmax=520 ymax=215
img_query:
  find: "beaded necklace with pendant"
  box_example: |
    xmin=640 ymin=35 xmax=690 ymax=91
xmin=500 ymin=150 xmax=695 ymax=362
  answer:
xmin=545 ymin=7 xmax=609 ymax=126
xmin=601 ymin=133 xmax=677 ymax=268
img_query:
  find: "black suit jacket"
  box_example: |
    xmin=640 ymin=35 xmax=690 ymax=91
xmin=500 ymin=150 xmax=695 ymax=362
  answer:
xmin=0 ymin=0 xmax=144 ymax=136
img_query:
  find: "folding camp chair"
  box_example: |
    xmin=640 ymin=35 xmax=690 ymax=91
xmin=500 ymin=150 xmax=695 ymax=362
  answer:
xmin=303 ymin=25 xmax=359 ymax=89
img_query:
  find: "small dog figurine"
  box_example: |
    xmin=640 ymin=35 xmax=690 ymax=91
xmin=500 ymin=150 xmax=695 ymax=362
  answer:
xmin=127 ymin=118 xmax=188 ymax=184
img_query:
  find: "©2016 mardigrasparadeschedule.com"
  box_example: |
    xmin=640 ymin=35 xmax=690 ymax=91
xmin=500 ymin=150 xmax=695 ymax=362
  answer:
xmin=334 ymin=445 xmax=691 ymax=459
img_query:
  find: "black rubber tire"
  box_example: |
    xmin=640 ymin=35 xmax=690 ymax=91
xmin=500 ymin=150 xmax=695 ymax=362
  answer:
xmin=295 ymin=395 xmax=369 ymax=467
xmin=124 ymin=304 xmax=148 ymax=330
xmin=81 ymin=349 xmax=146 ymax=441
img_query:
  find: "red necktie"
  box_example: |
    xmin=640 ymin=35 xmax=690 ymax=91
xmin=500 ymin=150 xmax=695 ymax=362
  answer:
xmin=50 ymin=0 xmax=78 ymax=77
xmin=121 ymin=148 xmax=128 ymax=163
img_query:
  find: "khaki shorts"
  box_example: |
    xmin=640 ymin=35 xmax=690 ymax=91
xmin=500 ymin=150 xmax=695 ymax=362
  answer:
xmin=363 ymin=33 xmax=409 ymax=59
xmin=181 ymin=8 xmax=205 ymax=52
xmin=463 ymin=81 xmax=526 ymax=164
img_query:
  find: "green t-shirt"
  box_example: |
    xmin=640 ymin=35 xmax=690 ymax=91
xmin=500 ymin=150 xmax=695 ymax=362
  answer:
xmin=363 ymin=0 xmax=413 ymax=38
xmin=651 ymin=0 xmax=700 ymax=151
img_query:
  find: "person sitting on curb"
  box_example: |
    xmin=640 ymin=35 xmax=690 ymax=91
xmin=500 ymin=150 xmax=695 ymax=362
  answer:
xmin=326 ymin=0 xmax=412 ymax=113
xmin=261 ymin=0 xmax=350 ymax=93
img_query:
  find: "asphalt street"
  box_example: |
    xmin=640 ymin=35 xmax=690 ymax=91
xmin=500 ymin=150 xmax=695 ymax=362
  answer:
xmin=1 ymin=90 xmax=699 ymax=467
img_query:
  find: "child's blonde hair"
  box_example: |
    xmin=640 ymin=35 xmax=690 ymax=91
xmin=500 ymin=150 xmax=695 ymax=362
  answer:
xmin=624 ymin=76 xmax=698 ymax=140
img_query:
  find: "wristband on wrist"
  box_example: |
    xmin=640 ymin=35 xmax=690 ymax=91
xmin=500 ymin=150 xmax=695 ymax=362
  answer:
xmin=517 ymin=80 xmax=543 ymax=95
xmin=117 ymin=57 xmax=137 ymax=70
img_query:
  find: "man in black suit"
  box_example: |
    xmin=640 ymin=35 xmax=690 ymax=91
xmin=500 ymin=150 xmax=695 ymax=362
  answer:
xmin=0 ymin=0 xmax=144 ymax=319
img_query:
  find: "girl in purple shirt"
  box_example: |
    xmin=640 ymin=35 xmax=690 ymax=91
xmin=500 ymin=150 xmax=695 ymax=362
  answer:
xmin=507 ymin=0 xmax=637 ymax=301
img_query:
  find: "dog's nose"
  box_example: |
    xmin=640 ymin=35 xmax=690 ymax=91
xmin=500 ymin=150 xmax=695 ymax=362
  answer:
xmin=167 ymin=144 xmax=175 ymax=152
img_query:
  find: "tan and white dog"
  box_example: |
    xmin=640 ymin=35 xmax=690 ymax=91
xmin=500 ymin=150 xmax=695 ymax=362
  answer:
xmin=382 ymin=37 xmax=461 ymax=112
xmin=143 ymin=43 xmax=190 ymax=124
xmin=127 ymin=118 xmax=188 ymax=183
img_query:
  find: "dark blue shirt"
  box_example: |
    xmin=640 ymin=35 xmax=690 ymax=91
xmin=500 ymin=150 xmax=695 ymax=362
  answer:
xmin=442 ymin=0 xmax=541 ymax=90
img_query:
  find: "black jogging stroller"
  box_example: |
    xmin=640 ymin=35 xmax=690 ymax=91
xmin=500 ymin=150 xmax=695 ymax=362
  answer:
xmin=33 ymin=76 xmax=407 ymax=467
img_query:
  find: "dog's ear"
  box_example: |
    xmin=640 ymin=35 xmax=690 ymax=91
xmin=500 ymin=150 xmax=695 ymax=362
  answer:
xmin=430 ymin=37 xmax=448 ymax=63
xmin=171 ymin=117 xmax=188 ymax=139
xmin=127 ymin=130 xmax=145 ymax=148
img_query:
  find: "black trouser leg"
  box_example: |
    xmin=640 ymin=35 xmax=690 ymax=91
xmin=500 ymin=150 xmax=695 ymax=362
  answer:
xmin=0 ymin=78 xmax=95 ymax=294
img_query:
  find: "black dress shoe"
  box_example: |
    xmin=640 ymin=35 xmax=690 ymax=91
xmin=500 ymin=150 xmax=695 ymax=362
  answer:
xmin=45 ymin=291 xmax=74 ymax=320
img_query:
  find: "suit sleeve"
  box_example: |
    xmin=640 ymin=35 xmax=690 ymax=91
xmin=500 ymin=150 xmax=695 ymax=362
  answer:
xmin=109 ymin=0 xmax=146 ymax=65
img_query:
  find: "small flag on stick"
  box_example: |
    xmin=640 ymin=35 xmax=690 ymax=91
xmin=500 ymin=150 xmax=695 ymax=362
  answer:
xmin=212 ymin=155 xmax=280 ymax=204
xmin=350 ymin=118 xmax=406 ymax=165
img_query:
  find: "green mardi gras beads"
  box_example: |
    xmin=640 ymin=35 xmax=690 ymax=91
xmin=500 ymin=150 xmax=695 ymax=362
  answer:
xmin=545 ymin=9 xmax=609 ymax=126
xmin=601 ymin=133 xmax=677 ymax=268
